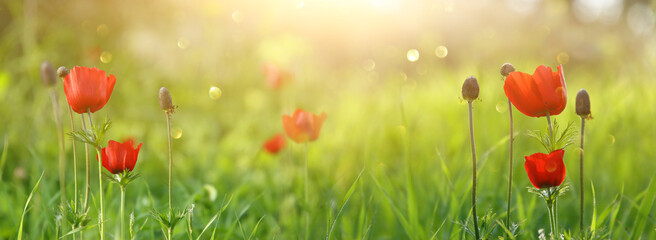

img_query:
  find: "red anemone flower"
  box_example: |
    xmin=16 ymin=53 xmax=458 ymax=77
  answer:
xmin=263 ymin=133 xmax=286 ymax=154
xmin=62 ymin=66 xmax=116 ymax=114
xmin=263 ymin=63 xmax=292 ymax=89
xmin=282 ymin=109 xmax=327 ymax=143
xmin=100 ymin=139 xmax=142 ymax=174
xmin=504 ymin=65 xmax=566 ymax=117
xmin=524 ymin=149 xmax=566 ymax=189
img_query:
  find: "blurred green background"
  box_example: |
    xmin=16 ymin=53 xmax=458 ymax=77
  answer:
xmin=1 ymin=0 xmax=655 ymax=239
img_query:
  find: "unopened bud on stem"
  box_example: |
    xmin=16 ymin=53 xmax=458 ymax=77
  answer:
xmin=57 ymin=66 xmax=69 ymax=78
xmin=40 ymin=61 xmax=57 ymax=87
xmin=159 ymin=87 xmax=174 ymax=112
xmin=576 ymin=89 xmax=591 ymax=119
xmin=500 ymin=63 xmax=515 ymax=77
xmin=462 ymin=76 xmax=479 ymax=102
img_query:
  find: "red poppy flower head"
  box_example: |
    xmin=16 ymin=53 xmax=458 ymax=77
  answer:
xmin=62 ymin=66 xmax=116 ymax=114
xmin=282 ymin=109 xmax=327 ymax=143
xmin=263 ymin=63 xmax=292 ymax=89
xmin=524 ymin=149 xmax=566 ymax=189
xmin=504 ymin=65 xmax=567 ymax=117
xmin=100 ymin=139 xmax=142 ymax=174
xmin=263 ymin=133 xmax=286 ymax=154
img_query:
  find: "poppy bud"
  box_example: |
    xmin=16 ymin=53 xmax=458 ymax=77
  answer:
xmin=40 ymin=61 xmax=57 ymax=87
xmin=159 ymin=87 xmax=174 ymax=112
xmin=575 ymin=89 xmax=591 ymax=118
xmin=500 ymin=63 xmax=515 ymax=77
xmin=57 ymin=66 xmax=69 ymax=78
xmin=461 ymin=76 xmax=479 ymax=102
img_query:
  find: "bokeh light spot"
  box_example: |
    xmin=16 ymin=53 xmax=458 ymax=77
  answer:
xmin=97 ymin=24 xmax=109 ymax=36
xmin=406 ymin=49 xmax=419 ymax=62
xmin=362 ymin=59 xmax=376 ymax=71
xmin=232 ymin=10 xmax=244 ymax=23
xmin=435 ymin=45 xmax=448 ymax=58
xmin=100 ymin=51 xmax=113 ymax=63
xmin=296 ymin=1 xmax=305 ymax=9
xmin=172 ymin=127 xmax=183 ymax=139
xmin=496 ymin=101 xmax=508 ymax=113
xmin=177 ymin=37 xmax=190 ymax=49
xmin=607 ymin=135 xmax=615 ymax=146
xmin=557 ymin=52 xmax=570 ymax=64
xmin=209 ymin=86 xmax=222 ymax=100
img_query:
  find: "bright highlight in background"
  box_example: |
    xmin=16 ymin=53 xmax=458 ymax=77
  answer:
xmin=406 ymin=49 xmax=419 ymax=62
xmin=209 ymin=86 xmax=222 ymax=100
xmin=172 ymin=127 xmax=183 ymax=139
xmin=435 ymin=46 xmax=448 ymax=58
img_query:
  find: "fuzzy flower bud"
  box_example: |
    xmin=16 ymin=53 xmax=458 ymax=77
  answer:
xmin=462 ymin=76 xmax=479 ymax=102
xmin=500 ymin=63 xmax=515 ymax=77
xmin=159 ymin=87 xmax=174 ymax=112
xmin=576 ymin=89 xmax=591 ymax=119
xmin=40 ymin=61 xmax=57 ymax=87
xmin=57 ymin=66 xmax=69 ymax=78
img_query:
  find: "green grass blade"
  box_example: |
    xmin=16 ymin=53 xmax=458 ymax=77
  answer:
xmin=326 ymin=168 xmax=365 ymax=240
xmin=0 ymin=135 xmax=8 ymax=181
xmin=370 ymin=173 xmax=412 ymax=239
xmin=630 ymin=177 xmax=656 ymax=240
xmin=591 ymin=180 xmax=597 ymax=234
xmin=17 ymin=171 xmax=44 ymax=240
xmin=196 ymin=212 xmax=220 ymax=240
xmin=247 ymin=216 xmax=265 ymax=240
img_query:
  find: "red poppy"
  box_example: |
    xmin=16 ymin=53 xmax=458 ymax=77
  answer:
xmin=263 ymin=133 xmax=286 ymax=154
xmin=504 ymin=65 xmax=567 ymax=117
xmin=62 ymin=66 xmax=116 ymax=114
xmin=263 ymin=63 xmax=292 ymax=89
xmin=524 ymin=149 xmax=566 ymax=189
xmin=282 ymin=109 xmax=327 ymax=143
xmin=100 ymin=139 xmax=142 ymax=174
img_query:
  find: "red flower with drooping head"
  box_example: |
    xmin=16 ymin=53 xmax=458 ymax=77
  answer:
xmin=263 ymin=133 xmax=286 ymax=154
xmin=524 ymin=149 xmax=566 ymax=189
xmin=282 ymin=109 xmax=327 ymax=143
xmin=504 ymin=65 xmax=567 ymax=117
xmin=62 ymin=66 xmax=116 ymax=114
xmin=100 ymin=139 xmax=142 ymax=174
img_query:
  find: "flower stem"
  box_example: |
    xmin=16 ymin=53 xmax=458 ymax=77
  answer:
xmin=87 ymin=111 xmax=104 ymax=240
xmin=81 ymin=115 xmax=91 ymax=210
xmin=165 ymin=112 xmax=173 ymax=240
xmin=166 ymin=112 xmax=173 ymax=213
xmin=506 ymin=99 xmax=514 ymax=231
xmin=546 ymin=112 xmax=554 ymax=142
xmin=303 ymin=143 xmax=309 ymax=239
xmin=68 ymin=106 xmax=79 ymax=211
xmin=49 ymin=89 xmax=66 ymax=204
xmin=467 ymin=101 xmax=480 ymax=240
xmin=121 ymin=186 xmax=126 ymax=240
xmin=579 ymin=118 xmax=586 ymax=231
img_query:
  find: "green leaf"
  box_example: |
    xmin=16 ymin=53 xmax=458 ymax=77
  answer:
xmin=326 ymin=168 xmax=365 ymax=240
xmin=17 ymin=171 xmax=44 ymax=240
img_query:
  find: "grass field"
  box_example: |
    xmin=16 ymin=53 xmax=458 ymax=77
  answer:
xmin=1 ymin=0 xmax=656 ymax=239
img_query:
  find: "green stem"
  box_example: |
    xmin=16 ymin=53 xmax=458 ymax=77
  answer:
xmin=467 ymin=101 xmax=480 ymax=240
xmin=121 ymin=186 xmax=126 ymax=240
xmin=50 ymin=89 xmax=66 ymax=204
xmin=87 ymin=111 xmax=104 ymax=240
xmin=303 ymin=143 xmax=309 ymax=239
xmin=579 ymin=118 xmax=586 ymax=231
xmin=546 ymin=112 xmax=554 ymax=147
xmin=81 ymin=115 xmax=90 ymax=210
xmin=166 ymin=113 xmax=173 ymax=212
xmin=546 ymin=198 xmax=555 ymax=238
xmin=165 ymin=112 xmax=173 ymax=240
xmin=506 ymin=99 xmax=514 ymax=231
xmin=68 ymin=106 xmax=79 ymax=212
